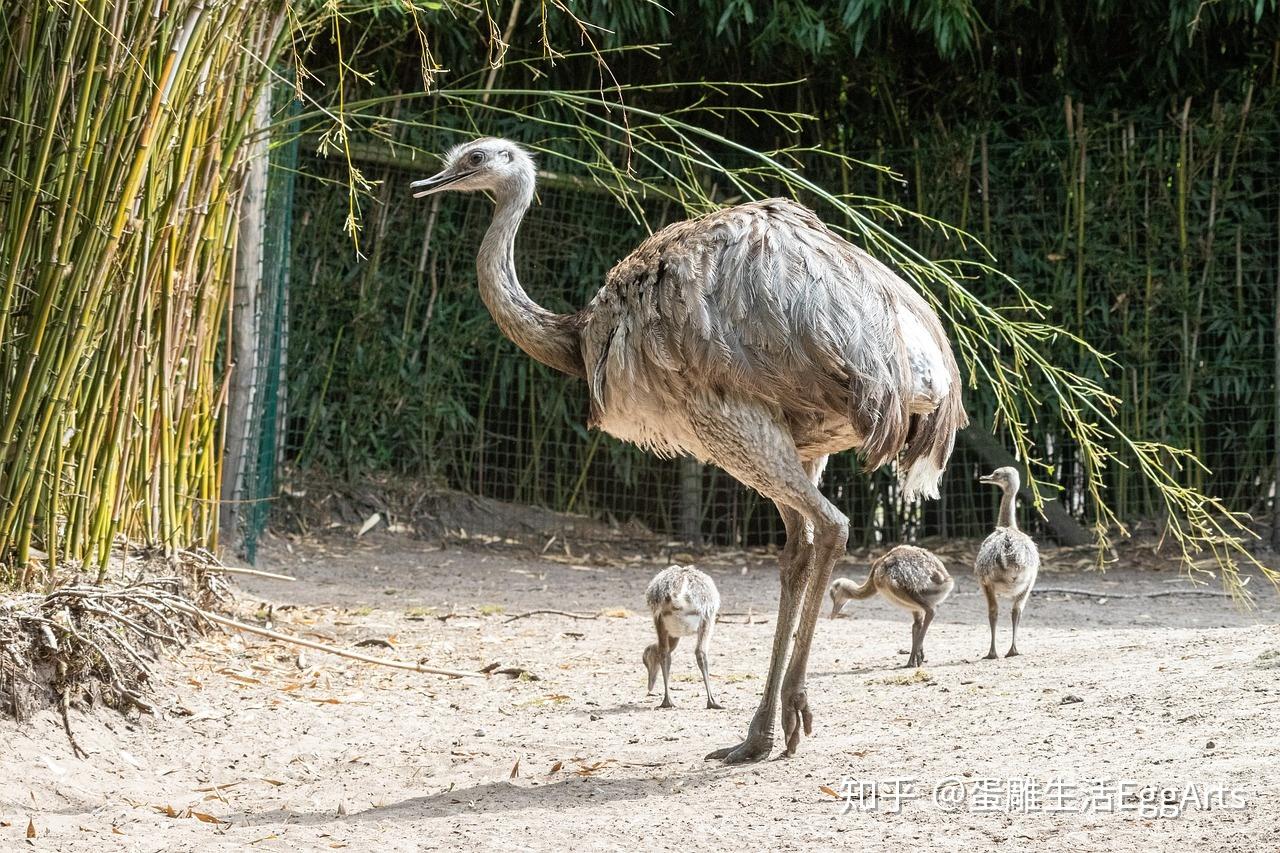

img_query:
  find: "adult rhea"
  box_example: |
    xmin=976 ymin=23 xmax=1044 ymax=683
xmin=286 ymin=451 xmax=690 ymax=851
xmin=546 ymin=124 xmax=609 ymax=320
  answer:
xmin=410 ymin=137 xmax=967 ymax=762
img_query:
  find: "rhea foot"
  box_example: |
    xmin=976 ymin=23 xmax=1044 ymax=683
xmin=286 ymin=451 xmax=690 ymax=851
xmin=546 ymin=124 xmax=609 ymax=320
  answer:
xmin=1005 ymin=646 xmax=1020 ymax=658
xmin=705 ymin=735 xmax=773 ymax=763
xmin=656 ymin=697 xmax=675 ymax=709
xmin=781 ymin=688 xmax=814 ymax=755
xmin=706 ymin=699 xmax=725 ymax=710
xmin=706 ymin=719 xmax=772 ymax=762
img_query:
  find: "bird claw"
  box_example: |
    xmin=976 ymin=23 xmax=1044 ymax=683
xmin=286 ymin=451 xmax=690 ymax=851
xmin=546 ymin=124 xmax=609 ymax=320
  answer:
xmin=705 ymin=735 xmax=772 ymax=763
xmin=781 ymin=688 xmax=813 ymax=756
xmin=706 ymin=699 xmax=725 ymax=710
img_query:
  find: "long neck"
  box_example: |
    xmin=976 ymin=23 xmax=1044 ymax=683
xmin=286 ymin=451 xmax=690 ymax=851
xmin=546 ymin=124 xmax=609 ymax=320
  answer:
xmin=476 ymin=177 xmax=583 ymax=378
xmin=997 ymin=485 xmax=1018 ymax=530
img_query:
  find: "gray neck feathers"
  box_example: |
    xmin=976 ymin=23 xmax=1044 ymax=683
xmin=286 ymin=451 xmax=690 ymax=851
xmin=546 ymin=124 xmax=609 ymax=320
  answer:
xmin=997 ymin=484 xmax=1019 ymax=530
xmin=476 ymin=171 xmax=583 ymax=378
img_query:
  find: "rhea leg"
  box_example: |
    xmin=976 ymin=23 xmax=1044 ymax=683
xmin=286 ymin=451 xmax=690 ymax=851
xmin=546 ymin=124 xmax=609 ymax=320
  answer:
xmin=696 ymin=405 xmax=831 ymax=763
xmin=982 ymin=584 xmax=999 ymax=660
xmin=695 ymin=620 xmax=723 ymax=710
xmin=656 ymin=624 xmax=679 ymax=709
xmin=920 ymin=607 xmax=935 ymax=662
xmin=706 ymin=505 xmax=810 ymax=761
xmin=907 ymin=612 xmax=924 ymax=667
xmin=912 ymin=607 xmax=936 ymax=667
xmin=1007 ymin=589 xmax=1029 ymax=657
xmin=777 ymin=456 xmax=849 ymax=756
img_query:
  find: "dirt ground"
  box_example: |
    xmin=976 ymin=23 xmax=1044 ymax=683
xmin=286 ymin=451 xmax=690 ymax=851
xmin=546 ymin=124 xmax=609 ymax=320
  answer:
xmin=3 ymin=526 xmax=1279 ymax=852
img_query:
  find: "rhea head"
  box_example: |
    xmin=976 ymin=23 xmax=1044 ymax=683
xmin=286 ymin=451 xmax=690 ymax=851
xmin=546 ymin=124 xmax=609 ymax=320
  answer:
xmin=409 ymin=137 xmax=535 ymax=200
xmin=979 ymin=466 xmax=1020 ymax=492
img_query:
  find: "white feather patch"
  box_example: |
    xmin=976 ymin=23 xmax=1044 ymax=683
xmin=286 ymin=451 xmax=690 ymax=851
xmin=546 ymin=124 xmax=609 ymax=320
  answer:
xmin=899 ymin=455 xmax=943 ymax=501
xmin=897 ymin=307 xmax=950 ymax=413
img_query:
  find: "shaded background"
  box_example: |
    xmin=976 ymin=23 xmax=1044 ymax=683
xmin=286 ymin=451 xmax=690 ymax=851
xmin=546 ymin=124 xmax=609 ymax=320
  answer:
xmin=234 ymin=1 xmax=1280 ymax=557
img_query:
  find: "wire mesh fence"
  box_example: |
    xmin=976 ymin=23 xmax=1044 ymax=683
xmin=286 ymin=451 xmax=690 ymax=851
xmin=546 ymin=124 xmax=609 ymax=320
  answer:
xmin=226 ymin=97 xmax=299 ymax=563
xmin=239 ymin=114 xmax=1279 ymax=558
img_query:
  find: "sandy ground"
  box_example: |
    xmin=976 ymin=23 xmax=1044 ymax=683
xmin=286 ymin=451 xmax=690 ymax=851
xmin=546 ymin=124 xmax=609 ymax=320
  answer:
xmin=3 ymin=530 xmax=1279 ymax=851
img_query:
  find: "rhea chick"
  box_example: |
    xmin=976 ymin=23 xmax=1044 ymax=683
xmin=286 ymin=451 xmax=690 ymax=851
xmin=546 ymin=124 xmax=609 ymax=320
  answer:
xmin=975 ymin=466 xmax=1041 ymax=658
xmin=643 ymin=565 xmax=723 ymax=710
xmin=829 ymin=545 xmax=954 ymax=667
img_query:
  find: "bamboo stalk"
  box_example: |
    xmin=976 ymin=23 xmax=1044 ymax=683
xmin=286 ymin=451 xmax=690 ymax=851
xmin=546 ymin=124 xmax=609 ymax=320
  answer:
xmin=0 ymin=0 xmax=288 ymax=586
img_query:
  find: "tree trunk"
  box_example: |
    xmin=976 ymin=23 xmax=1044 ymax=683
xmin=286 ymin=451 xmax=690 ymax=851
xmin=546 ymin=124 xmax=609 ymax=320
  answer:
xmin=220 ymin=84 xmax=272 ymax=549
xmin=958 ymin=426 xmax=1094 ymax=546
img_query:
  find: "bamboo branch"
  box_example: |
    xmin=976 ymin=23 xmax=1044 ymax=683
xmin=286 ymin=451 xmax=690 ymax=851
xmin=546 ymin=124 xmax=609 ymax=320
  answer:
xmin=210 ymin=565 xmax=297 ymax=582
xmin=173 ymin=604 xmax=486 ymax=678
xmin=502 ymin=609 xmax=600 ymax=623
xmin=1032 ymin=587 xmax=1237 ymax=600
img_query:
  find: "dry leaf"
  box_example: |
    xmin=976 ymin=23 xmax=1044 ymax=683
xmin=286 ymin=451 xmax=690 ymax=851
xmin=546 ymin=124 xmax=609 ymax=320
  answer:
xmin=549 ymin=761 xmax=563 ymax=774
xmin=602 ymin=608 xmax=630 ymax=618
xmin=219 ymin=669 xmax=261 ymax=685
xmin=193 ymin=781 xmax=246 ymax=793
xmin=819 ymin=785 xmax=841 ymax=799
xmin=573 ymin=759 xmax=617 ymax=776
xmin=191 ymin=811 xmax=225 ymax=824
xmin=26 ymin=818 xmax=35 ymax=838
xmin=509 ymin=757 xmax=520 ymax=779
xmin=111 ymin=825 xmax=126 ymax=835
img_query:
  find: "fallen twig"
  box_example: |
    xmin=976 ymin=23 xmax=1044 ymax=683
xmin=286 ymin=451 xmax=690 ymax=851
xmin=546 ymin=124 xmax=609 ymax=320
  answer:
xmin=208 ymin=565 xmax=297 ymax=582
xmin=502 ymin=609 xmax=600 ymax=624
xmin=58 ymin=690 xmax=86 ymax=759
xmin=172 ymin=604 xmax=485 ymax=679
xmin=717 ymin=611 xmax=769 ymax=624
xmin=1032 ymin=587 xmax=1236 ymax=599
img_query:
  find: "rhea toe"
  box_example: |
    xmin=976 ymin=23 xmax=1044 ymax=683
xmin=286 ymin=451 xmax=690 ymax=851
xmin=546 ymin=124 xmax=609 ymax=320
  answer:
xmin=974 ymin=466 xmax=1041 ymax=659
xmin=644 ymin=565 xmax=724 ymax=710
xmin=830 ymin=545 xmax=954 ymax=667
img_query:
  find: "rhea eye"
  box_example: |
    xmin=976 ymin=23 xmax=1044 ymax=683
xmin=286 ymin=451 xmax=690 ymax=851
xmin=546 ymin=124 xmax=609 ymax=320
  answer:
xmin=468 ymin=150 xmax=485 ymax=166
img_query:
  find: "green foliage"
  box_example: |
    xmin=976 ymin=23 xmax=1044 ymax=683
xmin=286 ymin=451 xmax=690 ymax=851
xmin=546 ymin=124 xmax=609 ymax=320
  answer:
xmin=264 ymin=1 xmax=1278 ymax=583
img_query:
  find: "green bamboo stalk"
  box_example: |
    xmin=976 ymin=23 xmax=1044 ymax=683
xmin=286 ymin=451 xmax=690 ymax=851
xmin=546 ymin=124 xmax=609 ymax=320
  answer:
xmin=0 ymin=0 xmax=295 ymax=586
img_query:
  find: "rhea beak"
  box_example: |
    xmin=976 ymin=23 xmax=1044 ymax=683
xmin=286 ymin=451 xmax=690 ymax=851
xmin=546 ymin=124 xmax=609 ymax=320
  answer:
xmin=410 ymin=168 xmax=469 ymax=198
xmin=978 ymin=474 xmax=996 ymax=485
xmin=829 ymin=601 xmax=843 ymax=620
